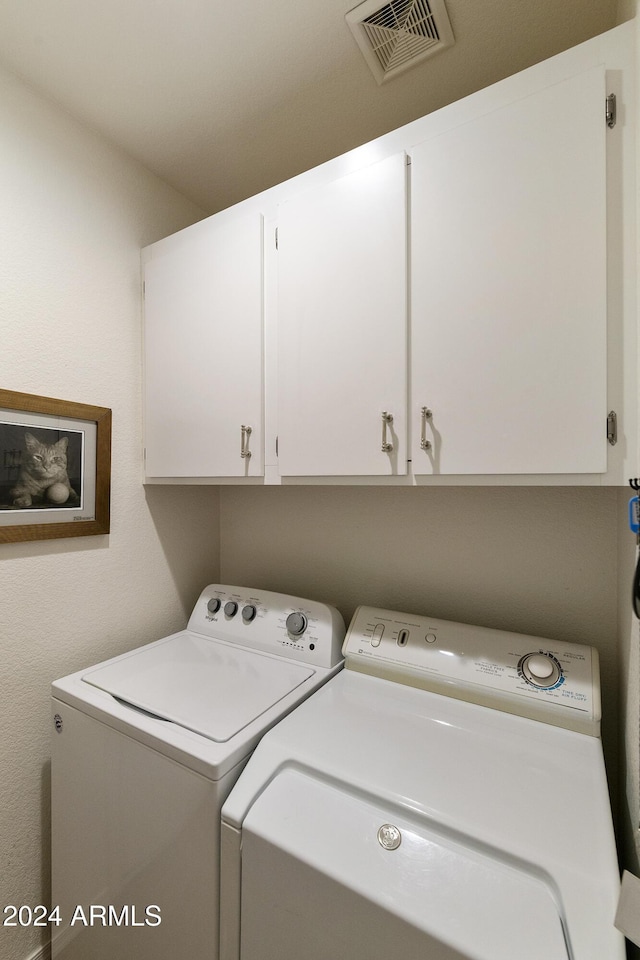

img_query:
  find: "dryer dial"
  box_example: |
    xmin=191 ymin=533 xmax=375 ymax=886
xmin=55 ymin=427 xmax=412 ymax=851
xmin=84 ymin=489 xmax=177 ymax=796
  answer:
xmin=519 ymin=652 xmax=562 ymax=689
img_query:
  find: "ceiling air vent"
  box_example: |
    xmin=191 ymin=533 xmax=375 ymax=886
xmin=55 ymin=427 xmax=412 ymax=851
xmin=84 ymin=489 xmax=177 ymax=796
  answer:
xmin=346 ymin=0 xmax=454 ymax=84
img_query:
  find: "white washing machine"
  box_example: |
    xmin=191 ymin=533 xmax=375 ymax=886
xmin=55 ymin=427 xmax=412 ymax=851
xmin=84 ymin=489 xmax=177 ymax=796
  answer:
xmin=220 ymin=605 xmax=625 ymax=960
xmin=51 ymin=583 xmax=344 ymax=960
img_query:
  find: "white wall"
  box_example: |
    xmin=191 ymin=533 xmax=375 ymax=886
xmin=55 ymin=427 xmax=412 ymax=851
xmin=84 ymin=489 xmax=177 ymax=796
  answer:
xmin=618 ymin=0 xmax=637 ymax=22
xmin=0 ymin=67 xmax=220 ymax=960
xmin=220 ymin=484 xmax=621 ymax=794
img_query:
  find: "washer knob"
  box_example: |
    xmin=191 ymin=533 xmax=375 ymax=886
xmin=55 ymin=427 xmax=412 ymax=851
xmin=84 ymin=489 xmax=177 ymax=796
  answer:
xmin=224 ymin=601 xmax=238 ymax=618
xmin=242 ymin=604 xmax=257 ymax=623
xmin=520 ymin=652 xmax=561 ymax=688
xmin=286 ymin=612 xmax=307 ymax=638
xmin=207 ymin=598 xmax=221 ymax=614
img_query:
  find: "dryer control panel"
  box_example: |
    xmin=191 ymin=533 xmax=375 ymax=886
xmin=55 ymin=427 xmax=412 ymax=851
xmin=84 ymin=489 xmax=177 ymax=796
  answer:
xmin=187 ymin=584 xmax=345 ymax=669
xmin=344 ymin=606 xmax=601 ymax=735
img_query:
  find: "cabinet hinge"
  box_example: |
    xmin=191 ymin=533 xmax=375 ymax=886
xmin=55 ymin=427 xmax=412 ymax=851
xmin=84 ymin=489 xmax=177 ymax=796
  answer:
xmin=607 ymin=410 xmax=617 ymax=446
xmin=275 ymin=227 xmax=278 ymax=250
xmin=275 ymin=436 xmax=278 ymax=456
xmin=605 ymin=94 xmax=616 ymax=129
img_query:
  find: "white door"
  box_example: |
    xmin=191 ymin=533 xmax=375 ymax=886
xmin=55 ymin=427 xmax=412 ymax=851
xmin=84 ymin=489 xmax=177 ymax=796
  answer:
xmin=277 ymin=153 xmax=407 ymax=477
xmin=144 ymin=212 xmax=263 ymax=478
xmin=411 ymin=66 xmax=607 ymax=475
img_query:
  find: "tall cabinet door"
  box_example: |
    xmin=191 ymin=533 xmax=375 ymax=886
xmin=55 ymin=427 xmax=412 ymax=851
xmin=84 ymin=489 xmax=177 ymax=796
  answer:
xmin=411 ymin=66 xmax=607 ymax=476
xmin=144 ymin=213 xmax=263 ymax=478
xmin=277 ymin=153 xmax=407 ymax=477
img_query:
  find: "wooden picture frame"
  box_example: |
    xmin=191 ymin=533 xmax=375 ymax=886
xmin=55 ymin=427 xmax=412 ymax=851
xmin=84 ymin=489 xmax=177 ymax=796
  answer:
xmin=0 ymin=390 xmax=111 ymax=543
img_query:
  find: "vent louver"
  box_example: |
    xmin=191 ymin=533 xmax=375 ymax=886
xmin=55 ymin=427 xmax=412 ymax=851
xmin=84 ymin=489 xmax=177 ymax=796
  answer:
xmin=346 ymin=0 xmax=454 ymax=84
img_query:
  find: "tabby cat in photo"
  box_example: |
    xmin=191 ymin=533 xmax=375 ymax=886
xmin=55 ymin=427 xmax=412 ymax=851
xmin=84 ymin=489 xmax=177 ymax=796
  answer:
xmin=10 ymin=432 xmax=76 ymax=507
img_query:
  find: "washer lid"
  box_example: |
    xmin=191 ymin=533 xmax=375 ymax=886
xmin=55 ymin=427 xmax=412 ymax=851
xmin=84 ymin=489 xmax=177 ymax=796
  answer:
xmin=82 ymin=633 xmax=315 ymax=742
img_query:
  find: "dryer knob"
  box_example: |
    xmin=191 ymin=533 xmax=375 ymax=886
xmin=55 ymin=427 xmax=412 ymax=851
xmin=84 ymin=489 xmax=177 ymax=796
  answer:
xmin=520 ymin=653 xmax=561 ymax=688
xmin=527 ymin=655 xmax=555 ymax=679
xmin=286 ymin=612 xmax=307 ymax=638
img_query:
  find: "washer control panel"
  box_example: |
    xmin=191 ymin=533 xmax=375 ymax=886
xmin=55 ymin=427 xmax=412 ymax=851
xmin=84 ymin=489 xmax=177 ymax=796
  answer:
xmin=189 ymin=584 xmax=345 ymax=668
xmin=344 ymin=606 xmax=601 ymax=735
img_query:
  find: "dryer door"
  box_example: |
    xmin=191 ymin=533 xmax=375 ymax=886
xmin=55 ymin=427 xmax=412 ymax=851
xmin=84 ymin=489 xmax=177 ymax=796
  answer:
xmin=237 ymin=769 xmax=570 ymax=960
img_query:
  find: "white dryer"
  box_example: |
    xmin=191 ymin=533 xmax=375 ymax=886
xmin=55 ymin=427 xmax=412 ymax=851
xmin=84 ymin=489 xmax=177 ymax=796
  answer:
xmin=220 ymin=605 xmax=625 ymax=960
xmin=51 ymin=584 xmax=344 ymax=960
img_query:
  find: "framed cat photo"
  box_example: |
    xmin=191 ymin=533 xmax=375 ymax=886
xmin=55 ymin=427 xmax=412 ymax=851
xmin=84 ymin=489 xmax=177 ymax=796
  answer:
xmin=0 ymin=389 xmax=111 ymax=543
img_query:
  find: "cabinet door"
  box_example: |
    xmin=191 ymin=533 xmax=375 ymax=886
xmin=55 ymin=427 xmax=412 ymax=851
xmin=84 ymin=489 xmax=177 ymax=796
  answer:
xmin=411 ymin=67 xmax=607 ymax=475
xmin=144 ymin=213 xmax=263 ymax=478
xmin=277 ymin=153 xmax=407 ymax=477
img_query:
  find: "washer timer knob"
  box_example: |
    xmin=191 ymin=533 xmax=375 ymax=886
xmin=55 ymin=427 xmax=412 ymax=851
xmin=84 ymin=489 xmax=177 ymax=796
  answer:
xmin=242 ymin=604 xmax=257 ymax=623
xmin=520 ymin=652 xmax=562 ymax=689
xmin=286 ymin=612 xmax=307 ymax=638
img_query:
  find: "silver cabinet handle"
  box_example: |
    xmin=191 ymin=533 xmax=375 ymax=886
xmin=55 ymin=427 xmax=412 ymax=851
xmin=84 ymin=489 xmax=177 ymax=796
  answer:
xmin=240 ymin=425 xmax=252 ymax=459
xmin=420 ymin=407 xmax=432 ymax=450
xmin=381 ymin=412 xmax=393 ymax=453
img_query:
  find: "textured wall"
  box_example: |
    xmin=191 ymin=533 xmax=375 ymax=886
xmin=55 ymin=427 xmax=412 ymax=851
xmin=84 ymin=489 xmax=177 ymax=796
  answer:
xmin=0 ymin=66 xmax=220 ymax=960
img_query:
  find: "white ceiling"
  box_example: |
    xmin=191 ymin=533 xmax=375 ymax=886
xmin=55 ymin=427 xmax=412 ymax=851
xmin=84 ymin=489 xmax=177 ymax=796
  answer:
xmin=0 ymin=0 xmax=623 ymax=214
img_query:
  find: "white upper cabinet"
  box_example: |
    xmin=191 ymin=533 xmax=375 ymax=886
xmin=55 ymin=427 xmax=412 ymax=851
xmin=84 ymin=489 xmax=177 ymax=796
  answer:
xmin=142 ymin=26 xmax=635 ymax=485
xmin=276 ymin=153 xmax=408 ymax=477
xmin=144 ymin=213 xmax=263 ymax=478
xmin=410 ymin=66 xmax=608 ymax=476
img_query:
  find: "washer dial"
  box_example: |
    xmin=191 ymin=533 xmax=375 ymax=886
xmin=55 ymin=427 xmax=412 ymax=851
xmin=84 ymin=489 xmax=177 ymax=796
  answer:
xmin=519 ymin=652 xmax=562 ymax=689
xmin=286 ymin=612 xmax=307 ymax=638
xmin=207 ymin=598 xmax=221 ymax=615
xmin=242 ymin=604 xmax=257 ymax=623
